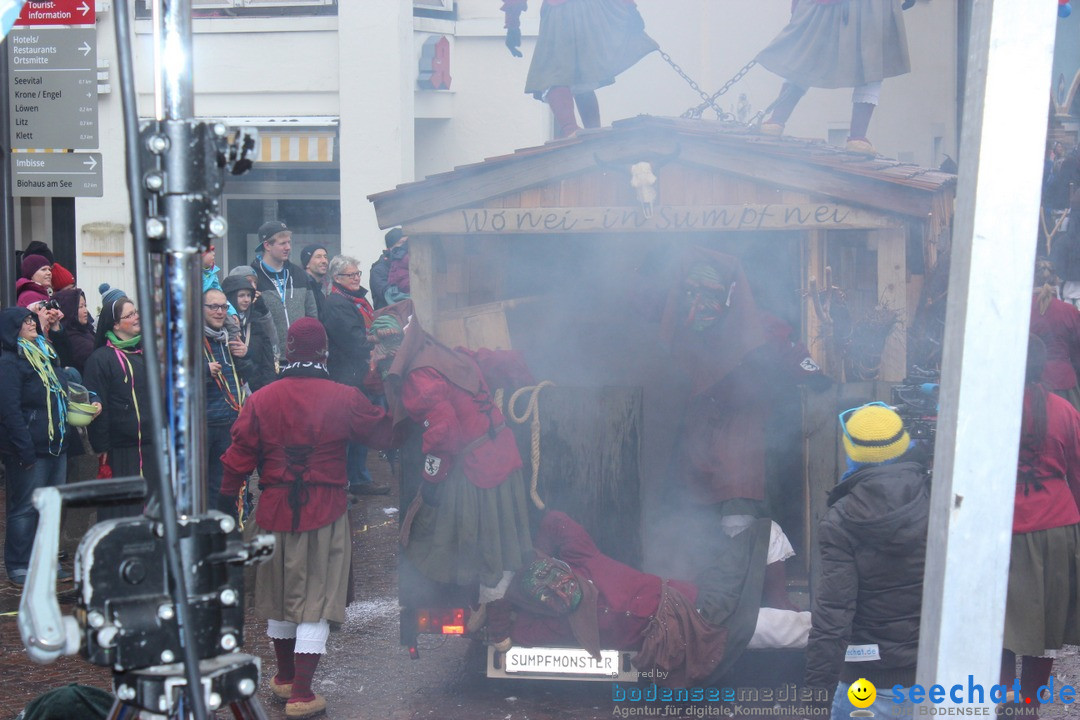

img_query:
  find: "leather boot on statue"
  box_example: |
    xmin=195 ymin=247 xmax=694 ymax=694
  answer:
xmin=286 ymin=653 xmax=326 ymax=719
xmin=574 ymin=91 xmax=601 ymax=130
xmin=547 ymin=86 xmax=581 ymax=138
xmin=760 ymin=82 xmax=806 ymax=136
xmin=269 ymin=638 xmax=296 ymax=701
xmin=846 ymin=102 xmax=878 ymax=155
xmin=761 ymin=561 xmax=798 ymax=611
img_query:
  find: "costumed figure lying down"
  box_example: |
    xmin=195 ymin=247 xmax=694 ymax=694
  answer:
xmin=473 ymin=511 xmax=811 ymax=687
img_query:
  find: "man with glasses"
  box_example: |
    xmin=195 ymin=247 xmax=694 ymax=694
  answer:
xmin=805 ymin=401 xmax=929 ymax=719
xmin=203 ymin=289 xmax=252 ymax=501
xmin=252 ymin=220 xmax=319 ymax=364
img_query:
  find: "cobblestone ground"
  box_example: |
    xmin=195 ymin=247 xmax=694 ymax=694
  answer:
xmin=5 ymin=457 xmax=1080 ymax=720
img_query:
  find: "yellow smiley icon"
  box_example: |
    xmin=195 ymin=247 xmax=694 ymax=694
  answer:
xmin=848 ymin=678 xmax=877 ymax=709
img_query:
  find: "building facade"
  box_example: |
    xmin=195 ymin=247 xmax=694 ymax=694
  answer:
xmin=8 ymin=0 xmax=962 ymax=309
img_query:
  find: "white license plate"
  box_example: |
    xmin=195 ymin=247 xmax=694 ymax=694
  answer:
xmin=502 ymin=646 xmax=621 ymax=676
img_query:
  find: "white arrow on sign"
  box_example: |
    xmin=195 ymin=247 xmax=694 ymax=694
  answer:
xmin=83 ymin=156 xmax=97 ymax=170
xmin=78 ymin=1 xmax=90 ymax=16
xmin=79 ymin=41 xmax=91 ymax=57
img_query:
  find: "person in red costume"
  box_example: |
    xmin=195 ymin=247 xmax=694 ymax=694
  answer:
xmin=217 ymin=317 xmax=399 ymax=719
xmin=478 ymin=511 xmax=810 ymax=687
xmin=660 ymin=248 xmax=830 ymax=608
xmin=755 ymin=0 xmax=913 ymax=155
xmin=502 ymin=0 xmax=657 ymax=138
xmin=369 ymin=300 xmax=533 ymax=605
xmin=1030 ymin=259 xmax=1080 ymax=411
xmin=1000 ymin=335 xmax=1080 ymax=716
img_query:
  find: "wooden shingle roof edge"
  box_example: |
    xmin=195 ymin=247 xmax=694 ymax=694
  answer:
xmin=369 ymin=114 xmax=957 ymax=229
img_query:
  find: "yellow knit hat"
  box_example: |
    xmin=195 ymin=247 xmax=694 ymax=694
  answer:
xmin=842 ymin=403 xmax=911 ymax=464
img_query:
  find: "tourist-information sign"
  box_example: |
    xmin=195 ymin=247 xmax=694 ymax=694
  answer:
xmin=13 ymin=0 xmax=94 ymax=27
xmin=11 ymin=152 xmax=103 ymax=197
xmin=7 ymin=25 xmax=98 ymax=149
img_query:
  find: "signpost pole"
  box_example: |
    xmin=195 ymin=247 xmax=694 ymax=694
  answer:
xmin=0 ymin=40 xmax=15 ymax=306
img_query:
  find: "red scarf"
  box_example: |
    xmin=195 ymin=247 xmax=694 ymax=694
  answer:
xmin=331 ymin=283 xmax=374 ymax=328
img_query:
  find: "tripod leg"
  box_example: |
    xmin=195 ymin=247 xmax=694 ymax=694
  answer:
xmin=229 ymin=695 xmax=271 ymax=720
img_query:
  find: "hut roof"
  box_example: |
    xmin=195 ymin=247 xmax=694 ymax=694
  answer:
xmin=369 ymin=115 xmax=957 ymax=229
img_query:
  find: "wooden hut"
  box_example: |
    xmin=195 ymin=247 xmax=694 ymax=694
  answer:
xmin=370 ymin=115 xmax=956 ymax=586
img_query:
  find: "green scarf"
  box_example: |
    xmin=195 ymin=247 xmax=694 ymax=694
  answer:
xmin=106 ymin=330 xmax=142 ymax=350
xmin=18 ymin=337 xmax=67 ymax=455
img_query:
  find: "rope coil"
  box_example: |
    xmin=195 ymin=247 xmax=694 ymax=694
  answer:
xmin=507 ymin=381 xmax=555 ymax=510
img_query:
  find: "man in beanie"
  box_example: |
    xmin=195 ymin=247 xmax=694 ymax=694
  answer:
xmin=805 ymin=402 xmax=929 ymax=717
xmin=300 ymin=244 xmax=329 ymax=320
xmin=218 ymin=317 xmax=399 ymax=719
xmin=251 ymin=220 xmax=318 ymax=364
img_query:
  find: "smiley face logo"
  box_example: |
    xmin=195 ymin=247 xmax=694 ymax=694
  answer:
xmin=848 ymin=678 xmax=877 ymax=709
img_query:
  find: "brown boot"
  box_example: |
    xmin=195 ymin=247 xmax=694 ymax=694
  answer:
xmin=547 ymin=86 xmax=580 ymax=138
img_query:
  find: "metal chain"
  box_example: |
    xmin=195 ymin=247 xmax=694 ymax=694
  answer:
xmin=657 ymin=48 xmax=758 ymax=121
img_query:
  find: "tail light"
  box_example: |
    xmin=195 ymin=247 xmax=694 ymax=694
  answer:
xmin=415 ymin=607 xmax=466 ymax=635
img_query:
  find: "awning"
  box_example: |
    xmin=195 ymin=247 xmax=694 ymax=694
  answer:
xmin=257 ymin=130 xmax=337 ymax=164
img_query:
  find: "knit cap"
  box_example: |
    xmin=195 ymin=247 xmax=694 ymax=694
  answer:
xmin=50 ymin=262 xmax=75 ymax=291
xmin=300 ymin=244 xmax=328 ymax=271
xmin=21 ymin=254 xmax=50 ymax=279
xmin=228 ymin=265 xmax=257 ymax=279
xmin=285 ymin=317 xmax=328 ymax=363
xmin=841 ymin=403 xmax=911 ymax=464
xmin=98 ymin=283 xmax=127 ymax=308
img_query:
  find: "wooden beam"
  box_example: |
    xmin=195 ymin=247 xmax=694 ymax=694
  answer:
xmin=678 ymin=139 xmax=938 ymax=219
xmin=875 ymin=228 xmax=907 ymax=382
xmin=403 ymin=204 xmax=900 ymax=235
xmin=370 ymin=131 xmax=682 ymax=228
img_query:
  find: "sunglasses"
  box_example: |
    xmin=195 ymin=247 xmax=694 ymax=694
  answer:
xmin=838 ymin=401 xmax=895 ymax=443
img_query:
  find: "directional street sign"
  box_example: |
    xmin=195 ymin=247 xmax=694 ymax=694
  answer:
xmin=13 ymin=0 xmax=94 ymax=27
xmin=11 ymin=152 xmax=103 ymax=197
xmin=7 ymin=25 xmax=98 ymax=149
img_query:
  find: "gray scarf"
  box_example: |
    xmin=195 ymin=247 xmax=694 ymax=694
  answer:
xmin=204 ymin=325 xmax=229 ymax=344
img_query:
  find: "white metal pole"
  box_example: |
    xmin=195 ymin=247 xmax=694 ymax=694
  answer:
xmin=918 ymin=0 xmax=1058 ymax=700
